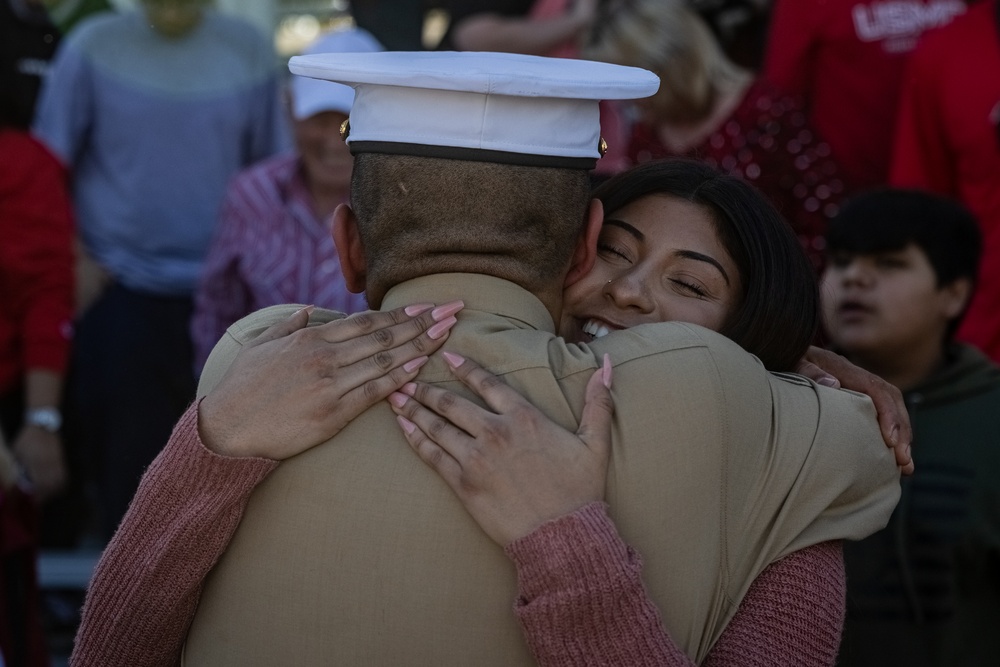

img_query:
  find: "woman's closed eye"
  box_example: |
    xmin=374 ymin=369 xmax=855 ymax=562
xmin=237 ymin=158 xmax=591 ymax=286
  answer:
xmin=597 ymin=241 xmax=634 ymax=263
xmin=669 ymin=277 xmax=709 ymax=298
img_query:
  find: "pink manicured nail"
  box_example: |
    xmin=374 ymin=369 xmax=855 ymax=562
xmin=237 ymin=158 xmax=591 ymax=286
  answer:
xmin=427 ymin=316 xmax=457 ymax=339
xmin=401 ymin=382 xmax=417 ymax=396
xmin=602 ymin=354 xmax=613 ymax=389
xmin=431 ymin=300 xmax=464 ymax=322
xmin=442 ymin=351 xmax=465 ymax=369
xmin=396 ymin=415 xmax=416 ymax=435
xmin=817 ymin=375 xmax=839 ymax=388
xmin=388 ymin=392 xmax=408 ymax=408
xmin=293 ymin=304 xmax=315 ymax=317
xmin=405 ymin=303 xmax=434 ymax=316
xmin=403 ymin=356 xmax=428 ymax=373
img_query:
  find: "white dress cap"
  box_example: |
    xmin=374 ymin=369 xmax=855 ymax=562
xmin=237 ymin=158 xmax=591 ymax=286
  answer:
xmin=288 ymin=51 xmax=659 ymax=168
xmin=290 ymin=27 xmax=383 ymax=121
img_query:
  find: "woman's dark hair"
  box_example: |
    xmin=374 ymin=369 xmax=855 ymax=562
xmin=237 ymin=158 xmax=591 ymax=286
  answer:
xmin=592 ymin=158 xmax=818 ymax=371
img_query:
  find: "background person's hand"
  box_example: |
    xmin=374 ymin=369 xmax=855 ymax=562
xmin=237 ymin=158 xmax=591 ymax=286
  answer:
xmin=13 ymin=427 xmax=67 ymax=500
xmin=389 ymin=353 xmax=614 ymax=546
xmin=569 ymin=0 xmax=599 ymax=27
xmin=798 ymin=346 xmax=914 ymax=475
xmin=199 ymin=301 xmax=464 ymax=460
xmin=0 ymin=435 xmax=18 ymax=493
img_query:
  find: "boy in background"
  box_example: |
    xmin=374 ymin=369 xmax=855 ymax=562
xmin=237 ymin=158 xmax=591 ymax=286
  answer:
xmin=821 ymin=189 xmax=1000 ymax=666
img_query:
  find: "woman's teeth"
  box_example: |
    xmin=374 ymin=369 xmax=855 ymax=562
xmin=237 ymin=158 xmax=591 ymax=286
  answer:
xmin=582 ymin=319 xmax=612 ymax=339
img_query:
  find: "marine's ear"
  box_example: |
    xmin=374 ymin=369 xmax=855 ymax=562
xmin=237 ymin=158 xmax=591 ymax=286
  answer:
xmin=332 ymin=203 xmax=367 ymax=294
xmin=564 ymin=198 xmax=603 ymax=288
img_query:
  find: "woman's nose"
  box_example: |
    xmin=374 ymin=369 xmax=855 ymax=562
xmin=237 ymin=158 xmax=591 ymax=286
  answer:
xmin=604 ymin=272 xmax=655 ymax=313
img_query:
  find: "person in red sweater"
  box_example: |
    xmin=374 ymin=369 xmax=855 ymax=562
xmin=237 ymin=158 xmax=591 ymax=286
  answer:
xmin=890 ymin=0 xmax=1000 ymax=361
xmin=763 ymin=0 xmax=968 ymax=193
xmin=0 ymin=125 xmax=73 ymax=667
xmin=0 ymin=127 xmax=72 ymax=501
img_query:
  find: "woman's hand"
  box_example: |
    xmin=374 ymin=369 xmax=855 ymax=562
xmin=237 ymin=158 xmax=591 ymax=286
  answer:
xmin=388 ymin=352 xmax=614 ymax=546
xmin=198 ymin=301 xmax=464 ymax=460
xmin=797 ymin=346 xmax=914 ymax=475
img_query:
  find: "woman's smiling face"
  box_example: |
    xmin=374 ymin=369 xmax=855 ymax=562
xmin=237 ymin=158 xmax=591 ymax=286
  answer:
xmin=560 ymin=194 xmax=742 ymax=343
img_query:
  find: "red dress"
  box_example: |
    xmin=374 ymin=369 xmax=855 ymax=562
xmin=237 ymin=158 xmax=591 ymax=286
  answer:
xmin=629 ymin=80 xmax=844 ymax=270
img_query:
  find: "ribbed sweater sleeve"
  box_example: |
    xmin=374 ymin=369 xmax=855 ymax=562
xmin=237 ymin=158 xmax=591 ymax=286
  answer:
xmin=506 ymin=502 xmax=844 ymax=666
xmin=70 ymin=401 xmax=279 ymax=667
xmin=704 ymin=540 xmax=844 ymax=667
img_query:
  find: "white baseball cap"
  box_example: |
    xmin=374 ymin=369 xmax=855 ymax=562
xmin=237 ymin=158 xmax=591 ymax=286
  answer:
xmin=288 ymin=50 xmax=659 ymax=169
xmin=289 ymin=27 xmax=383 ymax=121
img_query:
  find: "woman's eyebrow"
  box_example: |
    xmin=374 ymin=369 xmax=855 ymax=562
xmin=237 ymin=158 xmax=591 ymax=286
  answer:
xmin=603 ymin=218 xmax=644 ymax=241
xmin=604 ymin=217 xmax=730 ymax=284
xmin=676 ymin=250 xmax=731 ymax=285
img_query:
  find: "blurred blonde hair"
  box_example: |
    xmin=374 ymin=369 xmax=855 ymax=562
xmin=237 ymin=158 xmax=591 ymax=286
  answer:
xmin=583 ymin=0 xmax=745 ymax=123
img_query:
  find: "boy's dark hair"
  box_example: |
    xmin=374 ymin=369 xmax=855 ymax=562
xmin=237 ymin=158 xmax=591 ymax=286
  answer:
xmin=827 ymin=188 xmax=982 ymax=335
xmin=828 ymin=189 xmax=981 ymax=287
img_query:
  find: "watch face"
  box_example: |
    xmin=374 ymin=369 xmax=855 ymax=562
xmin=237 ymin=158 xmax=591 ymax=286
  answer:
xmin=26 ymin=407 xmax=62 ymax=432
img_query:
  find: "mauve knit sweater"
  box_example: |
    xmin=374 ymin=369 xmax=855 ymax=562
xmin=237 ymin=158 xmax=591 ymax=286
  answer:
xmin=70 ymin=403 xmax=845 ymax=666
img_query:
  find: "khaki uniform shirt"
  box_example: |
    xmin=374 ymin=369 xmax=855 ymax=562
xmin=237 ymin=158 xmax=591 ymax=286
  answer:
xmin=184 ymin=273 xmax=900 ymax=665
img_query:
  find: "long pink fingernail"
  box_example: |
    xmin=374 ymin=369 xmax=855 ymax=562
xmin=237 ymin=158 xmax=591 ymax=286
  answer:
xmin=401 ymin=382 xmax=417 ymax=396
xmin=602 ymin=354 xmax=613 ymax=389
xmin=442 ymin=351 xmax=465 ymax=368
xmin=403 ymin=356 xmax=428 ymax=373
xmin=396 ymin=415 xmax=416 ymax=434
xmin=388 ymin=392 xmax=408 ymax=408
xmin=293 ymin=304 xmax=315 ymax=317
xmin=405 ymin=303 xmax=434 ymax=316
xmin=431 ymin=300 xmax=464 ymax=322
xmin=428 ymin=316 xmax=457 ymax=339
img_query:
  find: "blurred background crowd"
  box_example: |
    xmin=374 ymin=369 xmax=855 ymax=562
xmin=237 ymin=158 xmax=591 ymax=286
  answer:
xmin=1 ymin=0 xmax=998 ymax=665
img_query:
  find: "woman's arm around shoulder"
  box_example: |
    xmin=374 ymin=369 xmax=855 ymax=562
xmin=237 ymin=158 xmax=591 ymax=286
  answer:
xmin=391 ymin=355 xmax=846 ymax=666
xmin=72 ymin=304 xmax=463 ymax=666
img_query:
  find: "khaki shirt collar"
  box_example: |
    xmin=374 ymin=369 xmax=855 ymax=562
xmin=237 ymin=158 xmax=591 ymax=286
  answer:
xmin=380 ymin=273 xmax=555 ymax=334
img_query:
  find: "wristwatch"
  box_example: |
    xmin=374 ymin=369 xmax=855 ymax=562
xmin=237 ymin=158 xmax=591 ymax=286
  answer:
xmin=25 ymin=406 xmax=63 ymax=433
